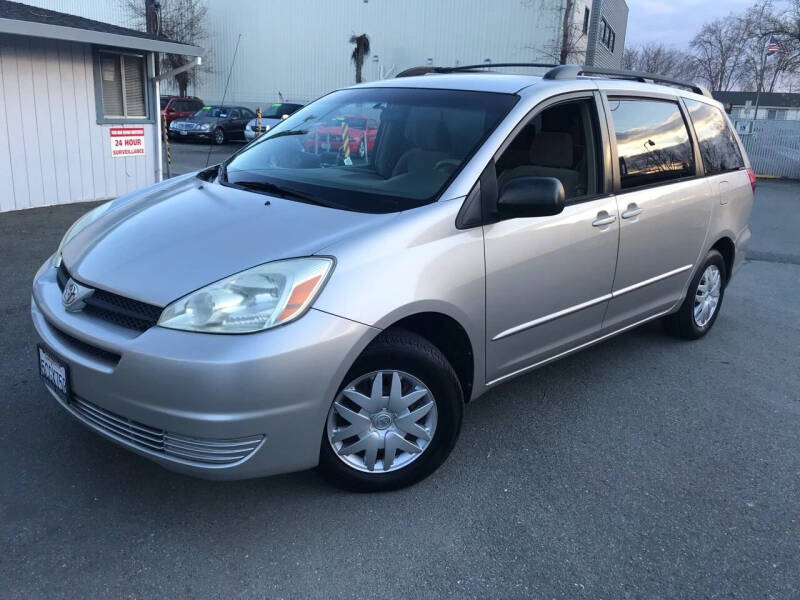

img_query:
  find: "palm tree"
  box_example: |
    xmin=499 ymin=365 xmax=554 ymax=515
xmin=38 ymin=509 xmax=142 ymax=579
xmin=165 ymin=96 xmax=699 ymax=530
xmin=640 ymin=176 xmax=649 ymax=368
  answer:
xmin=350 ymin=34 xmax=371 ymax=83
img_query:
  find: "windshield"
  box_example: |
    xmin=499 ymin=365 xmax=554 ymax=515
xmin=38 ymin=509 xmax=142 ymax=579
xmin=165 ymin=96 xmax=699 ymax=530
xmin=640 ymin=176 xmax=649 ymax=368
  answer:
xmin=223 ymin=88 xmax=517 ymax=213
xmin=193 ymin=106 xmax=230 ymax=118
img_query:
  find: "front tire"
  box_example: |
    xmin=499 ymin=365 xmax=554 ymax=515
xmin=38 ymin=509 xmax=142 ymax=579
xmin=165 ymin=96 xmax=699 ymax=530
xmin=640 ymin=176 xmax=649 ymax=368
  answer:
xmin=213 ymin=127 xmax=225 ymax=145
xmin=663 ymin=249 xmax=726 ymax=339
xmin=319 ymin=329 xmax=464 ymax=492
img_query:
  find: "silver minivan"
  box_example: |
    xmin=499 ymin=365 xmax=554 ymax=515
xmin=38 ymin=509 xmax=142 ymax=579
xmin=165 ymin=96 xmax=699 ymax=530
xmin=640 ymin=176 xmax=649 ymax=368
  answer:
xmin=33 ymin=64 xmax=754 ymax=491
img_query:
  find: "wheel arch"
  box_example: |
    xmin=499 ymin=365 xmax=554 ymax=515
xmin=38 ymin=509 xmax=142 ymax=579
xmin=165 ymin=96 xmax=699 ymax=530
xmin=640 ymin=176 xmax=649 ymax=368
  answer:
xmin=380 ymin=311 xmax=476 ymax=402
xmin=710 ymin=235 xmax=735 ymax=283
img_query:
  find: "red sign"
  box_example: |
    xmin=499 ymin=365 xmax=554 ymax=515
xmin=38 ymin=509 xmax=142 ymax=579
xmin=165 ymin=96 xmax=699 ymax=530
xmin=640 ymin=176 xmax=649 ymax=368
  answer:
xmin=110 ymin=127 xmax=146 ymax=158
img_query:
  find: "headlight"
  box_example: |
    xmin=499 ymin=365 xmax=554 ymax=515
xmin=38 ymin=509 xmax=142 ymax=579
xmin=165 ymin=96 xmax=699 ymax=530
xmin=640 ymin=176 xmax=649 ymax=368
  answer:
xmin=52 ymin=201 xmax=113 ymax=267
xmin=199 ymin=123 xmax=211 ymax=131
xmin=158 ymin=257 xmax=334 ymax=334
xmin=169 ymin=121 xmax=179 ymax=129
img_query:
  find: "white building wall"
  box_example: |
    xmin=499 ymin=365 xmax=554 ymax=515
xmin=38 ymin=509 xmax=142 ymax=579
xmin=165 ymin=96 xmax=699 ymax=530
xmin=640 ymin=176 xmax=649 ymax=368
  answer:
xmin=0 ymin=34 xmax=155 ymax=211
xmin=187 ymin=0 xmax=566 ymax=104
xmin=25 ymin=0 xmax=569 ymax=105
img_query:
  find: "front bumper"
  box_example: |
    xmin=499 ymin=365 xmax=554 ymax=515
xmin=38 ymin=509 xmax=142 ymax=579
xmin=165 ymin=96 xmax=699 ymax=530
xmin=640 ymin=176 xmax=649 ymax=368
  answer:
xmin=169 ymin=130 xmax=213 ymax=140
xmin=31 ymin=260 xmax=377 ymax=479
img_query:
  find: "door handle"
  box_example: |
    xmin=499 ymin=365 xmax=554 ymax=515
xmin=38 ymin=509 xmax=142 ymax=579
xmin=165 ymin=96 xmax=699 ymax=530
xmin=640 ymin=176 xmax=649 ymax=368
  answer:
xmin=621 ymin=203 xmax=643 ymax=219
xmin=592 ymin=212 xmax=616 ymax=227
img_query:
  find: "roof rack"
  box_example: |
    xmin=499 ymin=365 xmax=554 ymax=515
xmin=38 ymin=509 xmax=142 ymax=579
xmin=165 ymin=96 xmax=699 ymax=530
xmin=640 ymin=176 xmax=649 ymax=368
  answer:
xmin=395 ymin=62 xmax=712 ymax=99
xmin=544 ymin=64 xmax=712 ymax=98
xmin=396 ymin=62 xmax=558 ymax=78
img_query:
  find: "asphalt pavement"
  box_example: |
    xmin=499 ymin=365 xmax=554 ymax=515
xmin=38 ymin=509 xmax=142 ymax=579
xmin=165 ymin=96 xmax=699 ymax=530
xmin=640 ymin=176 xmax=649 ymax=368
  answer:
xmin=163 ymin=138 xmax=246 ymax=177
xmin=1 ymin=181 xmax=799 ymax=599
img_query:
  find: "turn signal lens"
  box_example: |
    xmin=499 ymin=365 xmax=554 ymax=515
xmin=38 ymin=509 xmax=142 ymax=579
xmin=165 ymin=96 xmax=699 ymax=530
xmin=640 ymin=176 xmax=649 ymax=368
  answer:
xmin=747 ymin=168 xmax=756 ymax=193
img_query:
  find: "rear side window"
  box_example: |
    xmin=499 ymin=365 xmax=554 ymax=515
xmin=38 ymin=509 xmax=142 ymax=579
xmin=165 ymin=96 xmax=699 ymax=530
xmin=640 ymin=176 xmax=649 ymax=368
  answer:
xmin=684 ymin=99 xmax=744 ymax=175
xmin=608 ymin=98 xmax=694 ymax=190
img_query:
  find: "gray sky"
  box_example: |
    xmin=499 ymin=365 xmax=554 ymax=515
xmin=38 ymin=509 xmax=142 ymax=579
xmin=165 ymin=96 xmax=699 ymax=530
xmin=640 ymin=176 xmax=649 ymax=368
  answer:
xmin=624 ymin=0 xmax=757 ymax=49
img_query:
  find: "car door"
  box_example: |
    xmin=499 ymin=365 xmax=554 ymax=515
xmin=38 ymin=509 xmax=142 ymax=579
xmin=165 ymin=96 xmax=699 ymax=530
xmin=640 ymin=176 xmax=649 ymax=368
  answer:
xmin=484 ymin=93 xmax=620 ymax=384
xmin=600 ymin=94 xmax=713 ymax=332
xmin=224 ymin=109 xmax=241 ymax=137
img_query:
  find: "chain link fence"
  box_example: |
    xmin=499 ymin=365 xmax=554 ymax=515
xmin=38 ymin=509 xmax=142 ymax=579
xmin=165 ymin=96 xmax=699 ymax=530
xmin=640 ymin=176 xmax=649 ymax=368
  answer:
xmin=735 ymin=119 xmax=800 ymax=179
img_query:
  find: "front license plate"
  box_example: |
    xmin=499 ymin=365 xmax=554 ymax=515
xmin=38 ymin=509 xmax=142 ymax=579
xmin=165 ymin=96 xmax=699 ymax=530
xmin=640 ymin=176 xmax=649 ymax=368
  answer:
xmin=179 ymin=130 xmax=187 ymax=136
xmin=38 ymin=344 xmax=71 ymax=402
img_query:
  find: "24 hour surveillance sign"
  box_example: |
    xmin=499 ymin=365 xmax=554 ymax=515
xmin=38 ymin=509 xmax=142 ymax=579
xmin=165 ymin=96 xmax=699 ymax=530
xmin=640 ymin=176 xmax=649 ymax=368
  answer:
xmin=110 ymin=127 xmax=145 ymax=158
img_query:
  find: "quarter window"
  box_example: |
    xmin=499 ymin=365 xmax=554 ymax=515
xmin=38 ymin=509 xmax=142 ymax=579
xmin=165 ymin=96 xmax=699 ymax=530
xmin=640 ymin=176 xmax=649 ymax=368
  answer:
xmin=98 ymin=51 xmax=147 ymax=119
xmin=684 ymin=99 xmax=744 ymax=175
xmin=608 ymin=98 xmax=695 ymax=190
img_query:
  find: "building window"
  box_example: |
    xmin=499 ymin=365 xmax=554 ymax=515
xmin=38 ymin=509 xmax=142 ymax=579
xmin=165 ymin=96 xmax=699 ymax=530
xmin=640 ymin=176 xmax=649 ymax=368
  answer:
xmin=767 ymin=108 xmax=787 ymax=120
xmin=97 ymin=51 xmax=147 ymax=119
xmin=583 ymin=7 xmax=590 ymax=34
xmin=600 ymin=17 xmax=615 ymax=52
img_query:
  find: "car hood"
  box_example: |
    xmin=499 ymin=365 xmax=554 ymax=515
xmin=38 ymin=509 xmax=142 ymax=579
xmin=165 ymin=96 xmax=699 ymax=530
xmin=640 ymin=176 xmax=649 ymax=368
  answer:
xmin=180 ymin=116 xmax=221 ymax=124
xmin=62 ymin=174 xmax=395 ymax=306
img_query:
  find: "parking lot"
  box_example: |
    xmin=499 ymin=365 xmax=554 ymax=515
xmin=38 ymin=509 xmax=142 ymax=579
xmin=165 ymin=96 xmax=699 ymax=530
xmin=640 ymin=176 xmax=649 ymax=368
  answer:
xmin=1 ymin=180 xmax=798 ymax=599
xmin=162 ymin=139 xmax=246 ymax=177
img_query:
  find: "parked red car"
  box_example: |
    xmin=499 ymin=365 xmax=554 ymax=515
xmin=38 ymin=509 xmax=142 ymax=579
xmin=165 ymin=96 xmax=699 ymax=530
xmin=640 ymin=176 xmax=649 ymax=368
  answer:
xmin=160 ymin=96 xmax=205 ymax=126
xmin=304 ymin=115 xmax=379 ymax=158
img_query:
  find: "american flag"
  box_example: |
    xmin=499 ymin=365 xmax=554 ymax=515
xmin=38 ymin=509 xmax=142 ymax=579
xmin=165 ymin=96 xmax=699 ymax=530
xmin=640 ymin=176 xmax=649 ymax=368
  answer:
xmin=767 ymin=36 xmax=783 ymax=55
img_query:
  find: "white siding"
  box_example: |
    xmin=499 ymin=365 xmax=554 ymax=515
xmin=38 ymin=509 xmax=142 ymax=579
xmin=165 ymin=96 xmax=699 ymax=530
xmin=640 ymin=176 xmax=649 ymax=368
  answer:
xmin=26 ymin=0 xmax=570 ymax=105
xmin=0 ymin=34 xmax=156 ymax=211
xmin=189 ymin=0 xmax=565 ymax=104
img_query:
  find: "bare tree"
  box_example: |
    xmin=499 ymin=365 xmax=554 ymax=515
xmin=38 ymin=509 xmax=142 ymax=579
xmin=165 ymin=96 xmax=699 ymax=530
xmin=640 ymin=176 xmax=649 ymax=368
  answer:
xmin=623 ymin=43 xmax=697 ymax=81
xmin=123 ymin=0 xmax=210 ymax=96
xmin=738 ymin=1 xmax=800 ymax=92
xmin=350 ymin=34 xmax=370 ymax=84
xmin=689 ymin=18 xmax=748 ymax=91
xmin=523 ymin=0 xmax=587 ymax=64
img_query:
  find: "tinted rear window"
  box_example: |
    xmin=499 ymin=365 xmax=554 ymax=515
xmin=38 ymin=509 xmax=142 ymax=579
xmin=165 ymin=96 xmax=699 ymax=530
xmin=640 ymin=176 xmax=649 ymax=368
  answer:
xmin=609 ymin=98 xmax=695 ymax=190
xmin=684 ymin=99 xmax=744 ymax=175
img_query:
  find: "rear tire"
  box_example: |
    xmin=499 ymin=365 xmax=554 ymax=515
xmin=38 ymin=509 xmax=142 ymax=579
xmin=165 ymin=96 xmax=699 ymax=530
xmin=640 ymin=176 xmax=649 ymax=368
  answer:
xmin=318 ymin=329 xmax=463 ymax=492
xmin=663 ymin=249 xmax=726 ymax=340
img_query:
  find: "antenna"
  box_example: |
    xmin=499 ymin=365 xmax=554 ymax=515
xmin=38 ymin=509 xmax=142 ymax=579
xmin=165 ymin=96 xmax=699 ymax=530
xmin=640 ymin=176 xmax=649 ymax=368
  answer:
xmin=205 ymin=33 xmax=242 ymax=167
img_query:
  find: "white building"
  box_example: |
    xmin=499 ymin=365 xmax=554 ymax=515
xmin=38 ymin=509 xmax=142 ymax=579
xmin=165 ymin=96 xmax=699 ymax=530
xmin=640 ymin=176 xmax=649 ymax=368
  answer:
xmin=23 ymin=0 xmax=628 ymax=107
xmin=0 ymin=0 xmax=201 ymax=212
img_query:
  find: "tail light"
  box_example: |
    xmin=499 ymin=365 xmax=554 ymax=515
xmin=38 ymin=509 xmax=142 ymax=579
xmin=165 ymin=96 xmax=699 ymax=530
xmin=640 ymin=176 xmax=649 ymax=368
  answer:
xmin=747 ymin=168 xmax=756 ymax=193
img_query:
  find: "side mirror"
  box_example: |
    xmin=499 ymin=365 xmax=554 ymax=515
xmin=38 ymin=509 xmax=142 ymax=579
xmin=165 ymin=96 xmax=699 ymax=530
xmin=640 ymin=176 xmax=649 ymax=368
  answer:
xmin=497 ymin=176 xmax=565 ymax=218
xmin=167 ymin=107 xmax=176 ymax=113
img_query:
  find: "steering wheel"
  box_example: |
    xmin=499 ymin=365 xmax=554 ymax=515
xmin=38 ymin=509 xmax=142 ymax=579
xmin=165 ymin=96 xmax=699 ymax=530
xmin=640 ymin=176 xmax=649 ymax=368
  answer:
xmin=433 ymin=159 xmax=460 ymax=174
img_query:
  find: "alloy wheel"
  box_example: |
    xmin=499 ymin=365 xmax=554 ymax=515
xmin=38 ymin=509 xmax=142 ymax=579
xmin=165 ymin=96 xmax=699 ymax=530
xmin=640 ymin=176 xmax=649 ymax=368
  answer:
xmin=326 ymin=370 xmax=438 ymax=473
xmin=693 ymin=264 xmax=722 ymax=327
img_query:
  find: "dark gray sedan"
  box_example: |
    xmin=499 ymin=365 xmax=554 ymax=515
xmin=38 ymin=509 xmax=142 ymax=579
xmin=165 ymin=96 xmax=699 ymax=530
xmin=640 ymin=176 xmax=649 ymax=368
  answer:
xmin=169 ymin=105 xmax=256 ymax=144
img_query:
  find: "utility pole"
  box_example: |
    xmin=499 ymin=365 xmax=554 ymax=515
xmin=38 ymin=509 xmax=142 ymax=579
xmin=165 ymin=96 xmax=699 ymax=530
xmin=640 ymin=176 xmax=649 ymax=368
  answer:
xmin=559 ymin=0 xmax=575 ymax=64
xmin=145 ymin=0 xmax=160 ymax=76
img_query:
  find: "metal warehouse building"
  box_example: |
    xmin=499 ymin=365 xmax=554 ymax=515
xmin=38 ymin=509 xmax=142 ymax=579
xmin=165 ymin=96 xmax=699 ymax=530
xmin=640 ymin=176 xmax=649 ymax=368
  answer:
xmin=0 ymin=0 xmax=200 ymax=212
xmin=23 ymin=0 xmax=627 ymax=106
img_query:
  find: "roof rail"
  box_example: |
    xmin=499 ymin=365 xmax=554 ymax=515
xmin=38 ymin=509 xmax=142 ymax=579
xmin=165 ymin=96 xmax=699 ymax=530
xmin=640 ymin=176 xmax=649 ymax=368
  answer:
xmin=544 ymin=64 xmax=712 ymax=98
xmin=396 ymin=62 xmax=558 ymax=78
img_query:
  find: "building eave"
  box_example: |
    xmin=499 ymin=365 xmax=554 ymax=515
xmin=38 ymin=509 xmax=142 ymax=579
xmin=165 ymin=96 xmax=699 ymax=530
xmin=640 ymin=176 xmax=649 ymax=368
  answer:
xmin=0 ymin=18 xmax=203 ymax=55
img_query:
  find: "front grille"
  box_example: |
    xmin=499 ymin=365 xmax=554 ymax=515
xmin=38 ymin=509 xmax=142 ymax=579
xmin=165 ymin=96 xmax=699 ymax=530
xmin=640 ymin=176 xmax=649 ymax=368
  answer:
xmin=58 ymin=264 xmax=162 ymax=332
xmin=174 ymin=121 xmax=197 ymax=131
xmin=70 ymin=396 xmax=264 ymax=465
xmin=49 ymin=323 xmax=121 ymax=365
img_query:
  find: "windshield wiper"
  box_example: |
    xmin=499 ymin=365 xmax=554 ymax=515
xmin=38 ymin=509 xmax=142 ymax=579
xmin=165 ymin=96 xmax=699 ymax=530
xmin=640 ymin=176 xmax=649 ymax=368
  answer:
xmin=263 ymin=130 xmax=309 ymax=140
xmin=228 ymin=180 xmax=329 ymax=206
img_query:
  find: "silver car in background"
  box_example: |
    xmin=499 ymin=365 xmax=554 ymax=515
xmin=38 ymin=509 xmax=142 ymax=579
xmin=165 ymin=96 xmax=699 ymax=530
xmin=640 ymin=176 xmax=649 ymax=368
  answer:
xmin=244 ymin=102 xmax=304 ymax=141
xmin=32 ymin=64 xmax=754 ymax=491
